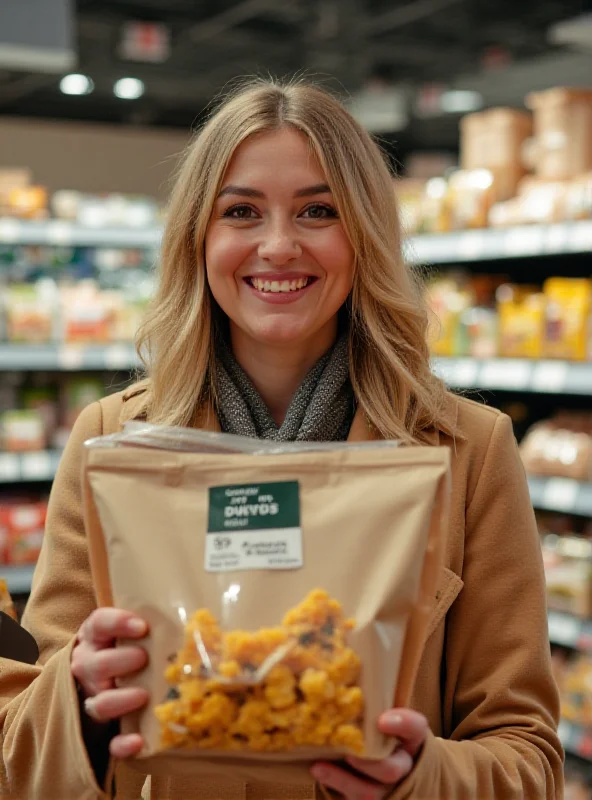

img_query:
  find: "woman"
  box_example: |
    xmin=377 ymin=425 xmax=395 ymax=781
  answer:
xmin=0 ymin=80 xmax=562 ymax=800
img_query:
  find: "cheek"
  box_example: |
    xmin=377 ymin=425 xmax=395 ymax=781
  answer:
xmin=316 ymin=232 xmax=354 ymax=286
xmin=205 ymin=229 xmax=250 ymax=281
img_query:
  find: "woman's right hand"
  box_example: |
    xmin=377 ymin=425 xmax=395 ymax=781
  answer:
xmin=71 ymin=607 xmax=150 ymax=759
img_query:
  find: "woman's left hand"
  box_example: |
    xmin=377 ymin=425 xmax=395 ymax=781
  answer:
xmin=311 ymin=709 xmax=428 ymax=799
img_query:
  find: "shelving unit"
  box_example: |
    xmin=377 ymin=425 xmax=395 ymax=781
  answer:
xmin=405 ymin=219 xmax=592 ymax=265
xmin=0 ymin=218 xmax=161 ymax=248
xmin=559 ymin=720 xmax=592 ymax=763
xmin=0 ymin=451 xmax=62 ymax=483
xmin=1 ymin=565 xmax=36 ymax=595
xmin=0 ymin=343 xmax=140 ymax=372
xmin=432 ymin=357 xmax=592 ymax=395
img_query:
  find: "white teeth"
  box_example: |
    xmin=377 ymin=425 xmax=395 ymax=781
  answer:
xmin=250 ymin=277 xmax=311 ymax=293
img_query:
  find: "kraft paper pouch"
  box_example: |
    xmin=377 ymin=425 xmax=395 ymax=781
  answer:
xmin=82 ymin=423 xmax=450 ymax=784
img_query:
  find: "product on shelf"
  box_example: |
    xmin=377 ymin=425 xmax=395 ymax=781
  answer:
xmin=526 ymin=88 xmax=592 ymax=182
xmin=541 ymin=534 xmax=592 ymax=618
xmin=497 ymin=284 xmax=545 ymax=359
xmin=61 ymin=377 xmax=105 ymax=435
xmin=426 ymin=276 xmax=471 ymax=356
xmin=3 ymin=283 xmax=57 ymax=343
xmin=394 ymin=178 xmax=426 ymax=235
xmin=0 ymin=410 xmax=46 ymax=452
xmin=559 ymin=653 xmax=592 ymax=727
xmin=21 ymin=388 xmax=59 ymax=446
xmin=520 ymin=413 xmax=592 ymax=481
xmin=446 ymin=169 xmax=495 ymax=231
xmin=0 ymin=499 xmax=47 ymax=565
xmin=460 ymin=108 xmax=532 ymax=202
xmin=544 ymin=278 xmax=591 ymax=362
xmin=0 ymin=169 xmax=48 ymax=220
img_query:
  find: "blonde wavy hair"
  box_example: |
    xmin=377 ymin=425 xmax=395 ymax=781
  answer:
xmin=136 ymin=78 xmax=454 ymax=443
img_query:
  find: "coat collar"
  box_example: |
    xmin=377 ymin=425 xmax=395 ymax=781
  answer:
xmin=119 ymin=384 xmax=445 ymax=447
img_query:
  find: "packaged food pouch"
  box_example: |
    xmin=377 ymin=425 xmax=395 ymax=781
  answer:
xmin=82 ymin=423 xmax=450 ymax=784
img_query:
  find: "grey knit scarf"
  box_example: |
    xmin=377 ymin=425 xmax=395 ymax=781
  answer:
xmin=215 ymin=334 xmax=355 ymax=442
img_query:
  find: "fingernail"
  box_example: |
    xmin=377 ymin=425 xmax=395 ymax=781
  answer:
xmin=385 ymin=711 xmax=403 ymax=725
xmin=84 ymin=697 xmax=98 ymax=719
xmin=127 ymin=619 xmax=147 ymax=636
xmin=311 ymin=766 xmax=327 ymax=782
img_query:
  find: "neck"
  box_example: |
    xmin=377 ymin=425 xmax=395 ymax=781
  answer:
xmin=230 ymin=326 xmax=337 ymax=425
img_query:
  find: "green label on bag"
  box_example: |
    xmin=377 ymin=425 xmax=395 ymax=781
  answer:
xmin=205 ymin=481 xmax=302 ymax=572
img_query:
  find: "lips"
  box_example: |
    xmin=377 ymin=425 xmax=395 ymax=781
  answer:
xmin=245 ymin=276 xmax=316 ymax=294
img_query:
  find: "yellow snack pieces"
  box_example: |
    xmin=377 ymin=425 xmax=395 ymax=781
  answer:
xmin=154 ymin=589 xmax=364 ymax=754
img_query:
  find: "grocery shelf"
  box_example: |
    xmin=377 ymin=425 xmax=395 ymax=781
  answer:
xmin=0 ymin=343 xmax=140 ymax=371
xmin=405 ymin=219 xmax=592 ymax=265
xmin=0 ymin=451 xmax=62 ymax=483
xmin=0 ymin=217 xmax=162 ymax=249
xmin=2 ymin=218 xmax=591 ymax=263
xmin=527 ymin=476 xmax=592 ymax=517
xmin=548 ymin=610 xmax=592 ymax=652
xmin=432 ymin=357 xmax=592 ymax=395
xmin=558 ymin=720 xmax=592 ymax=762
xmin=1 ymin=565 xmax=36 ymax=594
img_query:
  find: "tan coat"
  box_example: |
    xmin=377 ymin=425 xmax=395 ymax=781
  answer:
xmin=0 ymin=384 xmax=563 ymax=799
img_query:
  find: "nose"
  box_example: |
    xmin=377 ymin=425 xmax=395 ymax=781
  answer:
xmin=257 ymin=220 xmax=302 ymax=265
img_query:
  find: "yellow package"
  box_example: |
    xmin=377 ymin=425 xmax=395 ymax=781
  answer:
xmin=544 ymin=278 xmax=591 ymax=361
xmin=425 ymin=279 xmax=471 ymax=356
xmin=497 ymin=285 xmax=545 ymax=359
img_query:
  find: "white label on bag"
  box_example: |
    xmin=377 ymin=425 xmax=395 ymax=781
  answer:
xmin=205 ymin=481 xmax=303 ymax=572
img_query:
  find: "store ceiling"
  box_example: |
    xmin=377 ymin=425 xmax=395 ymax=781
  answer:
xmin=0 ymin=0 xmax=590 ymax=150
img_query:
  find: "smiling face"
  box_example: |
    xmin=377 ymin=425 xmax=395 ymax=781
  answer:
xmin=205 ymin=127 xmax=355 ymax=356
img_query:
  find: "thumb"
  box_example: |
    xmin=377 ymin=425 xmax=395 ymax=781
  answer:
xmin=378 ymin=709 xmax=428 ymax=758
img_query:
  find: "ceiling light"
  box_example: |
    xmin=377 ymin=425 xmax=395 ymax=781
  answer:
xmin=114 ymin=77 xmax=145 ymax=100
xmin=440 ymin=90 xmax=483 ymax=114
xmin=59 ymin=74 xmax=94 ymax=96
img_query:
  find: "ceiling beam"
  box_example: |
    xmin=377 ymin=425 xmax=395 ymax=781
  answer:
xmin=186 ymin=0 xmax=281 ymax=44
xmin=365 ymin=0 xmax=466 ymax=36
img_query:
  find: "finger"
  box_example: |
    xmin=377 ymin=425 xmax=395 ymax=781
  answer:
xmin=110 ymin=733 xmax=144 ymax=759
xmin=84 ymin=686 xmax=150 ymax=724
xmin=83 ymin=646 xmax=148 ymax=688
xmin=311 ymin=763 xmax=387 ymax=800
xmin=377 ymin=709 xmax=428 ymax=757
xmin=346 ymin=749 xmax=414 ymax=785
xmin=81 ymin=609 xmax=148 ymax=647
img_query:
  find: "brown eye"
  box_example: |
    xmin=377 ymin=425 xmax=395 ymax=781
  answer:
xmin=224 ymin=205 xmax=257 ymax=219
xmin=301 ymin=204 xmax=337 ymax=220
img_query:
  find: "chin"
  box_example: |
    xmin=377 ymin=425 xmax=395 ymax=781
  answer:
xmin=248 ymin=320 xmax=312 ymax=347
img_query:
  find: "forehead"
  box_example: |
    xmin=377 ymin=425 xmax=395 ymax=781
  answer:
xmin=222 ymin=127 xmax=327 ymax=185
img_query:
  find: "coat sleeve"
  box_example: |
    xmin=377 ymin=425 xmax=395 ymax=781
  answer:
xmin=390 ymin=412 xmax=564 ymax=799
xmin=0 ymin=402 xmax=110 ymax=800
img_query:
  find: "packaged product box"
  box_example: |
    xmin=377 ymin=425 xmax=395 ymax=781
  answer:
xmin=446 ymin=169 xmax=495 ymax=230
xmin=394 ymin=178 xmax=426 ymax=235
xmin=526 ymin=88 xmax=592 ymax=181
xmin=59 ymin=282 xmax=113 ymax=343
xmin=0 ymin=410 xmax=46 ymax=452
xmin=0 ymin=500 xmax=46 ymax=566
xmin=461 ymin=108 xmax=532 ymax=202
xmin=425 ymin=277 xmax=471 ymax=356
xmin=0 ymin=169 xmax=31 ymax=215
xmin=417 ymin=178 xmax=450 ymax=234
xmin=497 ymin=284 xmax=545 ymax=358
xmin=4 ymin=284 xmax=55 ymax=344
xmin=21 ymin=388 xmax=59 ymax=445
xmin=61 ymin=378 xmax=105 ymax=433
xmin=560 ymin=654 xmax=592 ymax=727
xmin=543 ymin=277 xmax=591 ymax=361
xmin=541 ymin=534 xmax=592 ymax=618
xmin=83 ymin=424 xmax=450 ymax=784
xmin=563 ymin=173 xmax=592 ymax=220
xmin=520 ymin=413 xmax=592 ymax=481
xmin=5 ymin=187 xmax=48 ymax=220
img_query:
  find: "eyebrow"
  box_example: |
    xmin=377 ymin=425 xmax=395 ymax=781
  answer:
xmin=217 ymin=183 xmax=331 ymax=199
